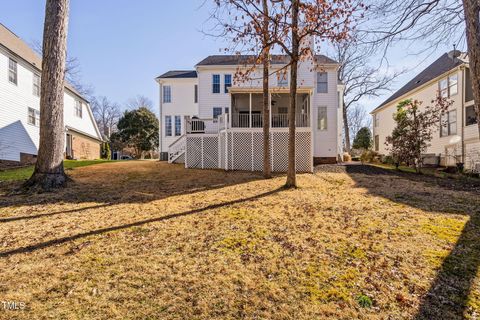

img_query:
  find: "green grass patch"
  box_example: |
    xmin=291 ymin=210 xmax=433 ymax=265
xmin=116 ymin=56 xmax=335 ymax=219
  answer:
xmin=421 ymin=217 xmax=465 ymax=243
xmin=0 ymin=160 xmax=113 ymax=181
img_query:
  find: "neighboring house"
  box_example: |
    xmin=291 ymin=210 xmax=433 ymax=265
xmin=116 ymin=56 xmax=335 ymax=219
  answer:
xmin=371 ymin=51 xmax=480 ymax=170
xmin=156 ymin=48 xmax=343 ymax=172
xmin=0 ymin=24 xmax=102 ymax=166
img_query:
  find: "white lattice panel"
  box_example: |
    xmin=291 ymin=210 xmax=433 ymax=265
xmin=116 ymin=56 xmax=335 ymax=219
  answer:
xmin=271 ymin=132 xmax=289 ymax=172
xmin=203 ymin=136 xmax=219 ymax=169
xmin=252 ymin=132 xmax=265 ymax=171
xmin=219 ymin=132 xmax=226 ymax=169
xmin=230 ymin=132 xmax=252 ymax=171
xmin=186 ymin=137 xmax=202 ymax=168
xmin=295 ymin=131 xmax=312 ymax=172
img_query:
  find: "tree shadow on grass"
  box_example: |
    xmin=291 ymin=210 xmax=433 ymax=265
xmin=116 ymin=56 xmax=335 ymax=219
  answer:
xmin=0 ymin=187 xmax=283 ymax=258
xmin=342 ymin=164 xmax=480 ymax=319
xmin=0 ymin=162 xmax=281 ymax=221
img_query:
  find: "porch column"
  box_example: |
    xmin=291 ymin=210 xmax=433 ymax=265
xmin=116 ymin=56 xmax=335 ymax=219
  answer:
xmin=249 ymin=93 xmax=252 ymax=128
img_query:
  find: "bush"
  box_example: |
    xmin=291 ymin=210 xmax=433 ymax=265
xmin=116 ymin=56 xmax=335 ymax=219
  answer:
xmin=100 ymin=142 xmax=111 ymax=160
xmin=343 ymin=153 xmax=352 ymax=162
xmin=382 ymin=155 xmax=395 ymax=165
xmin=360 ymin=150 xmax=379 ymax=163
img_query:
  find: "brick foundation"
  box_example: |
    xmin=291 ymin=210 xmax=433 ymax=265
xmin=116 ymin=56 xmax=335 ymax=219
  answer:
xmin=313 ymin=157 xmax=337 ymax=165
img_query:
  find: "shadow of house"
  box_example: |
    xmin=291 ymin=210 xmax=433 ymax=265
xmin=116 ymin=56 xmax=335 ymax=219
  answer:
xmin=0 ymin=120 xmax=38 ymax=163
xmin=343 ymin=164 xmax=480 ymax=319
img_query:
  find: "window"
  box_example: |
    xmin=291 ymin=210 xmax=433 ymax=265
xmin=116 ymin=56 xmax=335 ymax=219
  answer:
xmin=440 ymin=110 xmax=457 ymax=137
xmin=224 ymin=74 xmax=232 ymax=93
xmin=278 ymin=107 xmax=288 ymax=114
xmin=27 ymin=107 xmax=40 ymax=126
xmin=165 ymin=116 xmax=172 ymax=136
xmin=213 ymin=107 xmax=223 ymax=119
xmin=374 ymin=113 xmax=379 ymax=127
xmin=449 ymin=74 xmax=458 ymax=96
xmin=194 ymin=85 xmax=198 ymax=103
xmin=375 ymin=135 xmax=379 ymax=151
xmin=163 ymin=85 xmax=171 ymax=103
xmin=317 ymin=72 xmax=328 ymax=93
xmin=277 ymin=72 xmax=288 ymax=87
xmin=8 ymin=58 xmax=17 ymax=85
xmin=175 ymin=115 xmax=181 ymax=136
xmin=466 ymin=105 xmax=478 ymax=126
xmin=212 ymin=74 xmax=220 ymax=93
xmin=317 ymin=106 xmax=327 ymax=130
xmin=224 ymin=107 xmax=229 ymax=114
xmin=439 ymin=74 xmax=458 ymax=98
xmin=33 ymin=74 xmax=40 ymax=97
xmin=74 ymin=100 xmax=82 ymax=118
xmin=439 ymin=78 xmax=448 ymax=98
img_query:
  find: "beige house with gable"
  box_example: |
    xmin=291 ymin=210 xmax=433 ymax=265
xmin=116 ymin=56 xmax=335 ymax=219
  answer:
xmin=371 ymin=51 xmax=479 ymax=170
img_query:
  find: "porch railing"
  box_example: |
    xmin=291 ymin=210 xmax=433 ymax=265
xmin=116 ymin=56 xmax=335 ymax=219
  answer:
xmin=186 ymin=117 xmax=219 ymax=134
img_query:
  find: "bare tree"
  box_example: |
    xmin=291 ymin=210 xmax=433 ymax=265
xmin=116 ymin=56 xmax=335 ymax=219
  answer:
xmin=24 ymin=0 xmax=70 ymax=191
xmin=30 ymin=39 xmax=93 ymax=98
xmin=90 ymin=96 xmax=121 ymax=139
xmin=126 ymin=95 xmax=154 ymax=111
xmin=365 ymin=0 xmax=480 ymax=137
xmin=462 ymin=0 xmax=480 ymax=138
xmin=347 ymin=103 xmax=371 ymax=143
xmin=332 ymin=33 xmax=404 ymax=151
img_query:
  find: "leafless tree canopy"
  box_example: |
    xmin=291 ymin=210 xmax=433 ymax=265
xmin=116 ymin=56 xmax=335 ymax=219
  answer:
xmin=363 ymin=0 xmax=466 ymax=53
xmin=90 ymin=96 xmax=121 ymax=139
xmin=125 ymin=95 xmax=154 ymax=111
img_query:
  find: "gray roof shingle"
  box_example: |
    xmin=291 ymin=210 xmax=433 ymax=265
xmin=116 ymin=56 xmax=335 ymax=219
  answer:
xmin=372 ymin=52 xmax=467 ymax=112
xmin=196 ymin=54 xmax=337 ymax=66
xmin=156 ymin=70 xmax=197 ymax=79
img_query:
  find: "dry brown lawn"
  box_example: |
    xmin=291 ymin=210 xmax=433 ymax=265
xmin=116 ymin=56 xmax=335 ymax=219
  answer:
xmin=0 ymin=160 xmax=479 ymax=319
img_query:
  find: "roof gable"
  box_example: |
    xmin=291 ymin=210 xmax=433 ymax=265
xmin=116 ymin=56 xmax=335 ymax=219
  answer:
xmin=372 ymin=52 xmax=467 ymax=112
xmin=196 ymin=54 xmax=337 ymax=66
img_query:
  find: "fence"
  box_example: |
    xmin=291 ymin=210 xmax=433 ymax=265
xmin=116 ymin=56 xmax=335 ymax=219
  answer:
xmin=187 ymin=129 xmax=312 ymax=172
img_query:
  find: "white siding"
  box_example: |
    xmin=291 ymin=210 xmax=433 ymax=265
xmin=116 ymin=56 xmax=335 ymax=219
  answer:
xmin=159 ymin=78 xmax=198 ymax=152
xmin=0 ymin=47 xmax=100 ymax=162
xmin=311 ymin=66 xmax=339 ymax=158
xmin=372 ymin=68 xmax=479 ymax=168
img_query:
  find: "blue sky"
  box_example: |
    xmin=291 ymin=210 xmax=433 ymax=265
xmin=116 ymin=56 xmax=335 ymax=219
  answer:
xmin=0 ymin=0 xmax=454 ymax=114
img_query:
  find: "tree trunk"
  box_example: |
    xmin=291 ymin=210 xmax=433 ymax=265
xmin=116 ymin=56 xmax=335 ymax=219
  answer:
xmin=285 ymin=0 xmax=299 ymax=188
xmin=23 ymin=0 xmax=70 ymax=191
xmin=462 ymin=0 xmax=480 ymax=138
xmin=343 ymin=98 xmax=351 ymax=152
xmin=262 ymin=0 xmax=272 ymax=179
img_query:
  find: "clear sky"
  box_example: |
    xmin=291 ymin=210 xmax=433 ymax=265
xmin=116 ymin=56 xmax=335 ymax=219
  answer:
xmin=0 ymin=0 xmax=455 ymax=114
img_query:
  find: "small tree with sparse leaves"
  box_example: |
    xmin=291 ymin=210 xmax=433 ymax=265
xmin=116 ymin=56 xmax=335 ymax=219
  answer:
xmin=385 ymin=97 xmax=452 ymax=173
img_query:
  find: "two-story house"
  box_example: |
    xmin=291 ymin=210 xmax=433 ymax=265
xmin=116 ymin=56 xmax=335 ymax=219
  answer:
xmin=371 ymin=51 xmax=479 ymax=170
xmin=156 ymin=50 xmax=343 ymax=173
xmin=0 ymin=23 xmax=102 ymax=167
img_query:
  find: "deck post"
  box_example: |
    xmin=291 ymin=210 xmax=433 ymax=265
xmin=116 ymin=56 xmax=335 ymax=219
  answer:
xmin=249 ymin=93 xmax=252 ymax=128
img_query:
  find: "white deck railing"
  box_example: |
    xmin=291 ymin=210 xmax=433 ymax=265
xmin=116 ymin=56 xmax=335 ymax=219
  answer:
xmin=186 ymin=118 xmax=219 ymax=134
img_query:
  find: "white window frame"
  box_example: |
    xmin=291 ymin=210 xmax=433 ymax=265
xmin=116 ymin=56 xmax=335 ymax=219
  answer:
xmin=448 ymin=73 xmax=458 ymax=97
xmin=224 ymin=74 xmax=232 ymax=93
xmin=174 ymin=115 xmax=181 ymax=136
xmin=165 ymin=115 xmax=172 ymax=136
xmin=163 ymin=85 xmax=171 ymax=103
xmin=317 ymin=106 xmax=328 ymax=131
xmin=316 ymin=72 xmax=328 ymax=93
xmin=212 ymin=74 xmax=220 ymax=94
xmin=440 ymin=109 xmax=457 ymax=137
xmin=74 ymin=100 xmax=83 ymax=118
xmin=27 ymin=107 xmax=40 ymax=126
xmin=33 ymin=73 xmax=40 ymax=97
xmin=8 ymin=58 xmax=17 ymax=85
xmin=277 ymin=71 xmax=288 ymax=87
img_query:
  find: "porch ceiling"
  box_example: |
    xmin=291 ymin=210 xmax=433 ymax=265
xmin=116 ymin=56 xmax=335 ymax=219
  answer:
xmin=229 ymin=87 xmax=313 ymax=94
